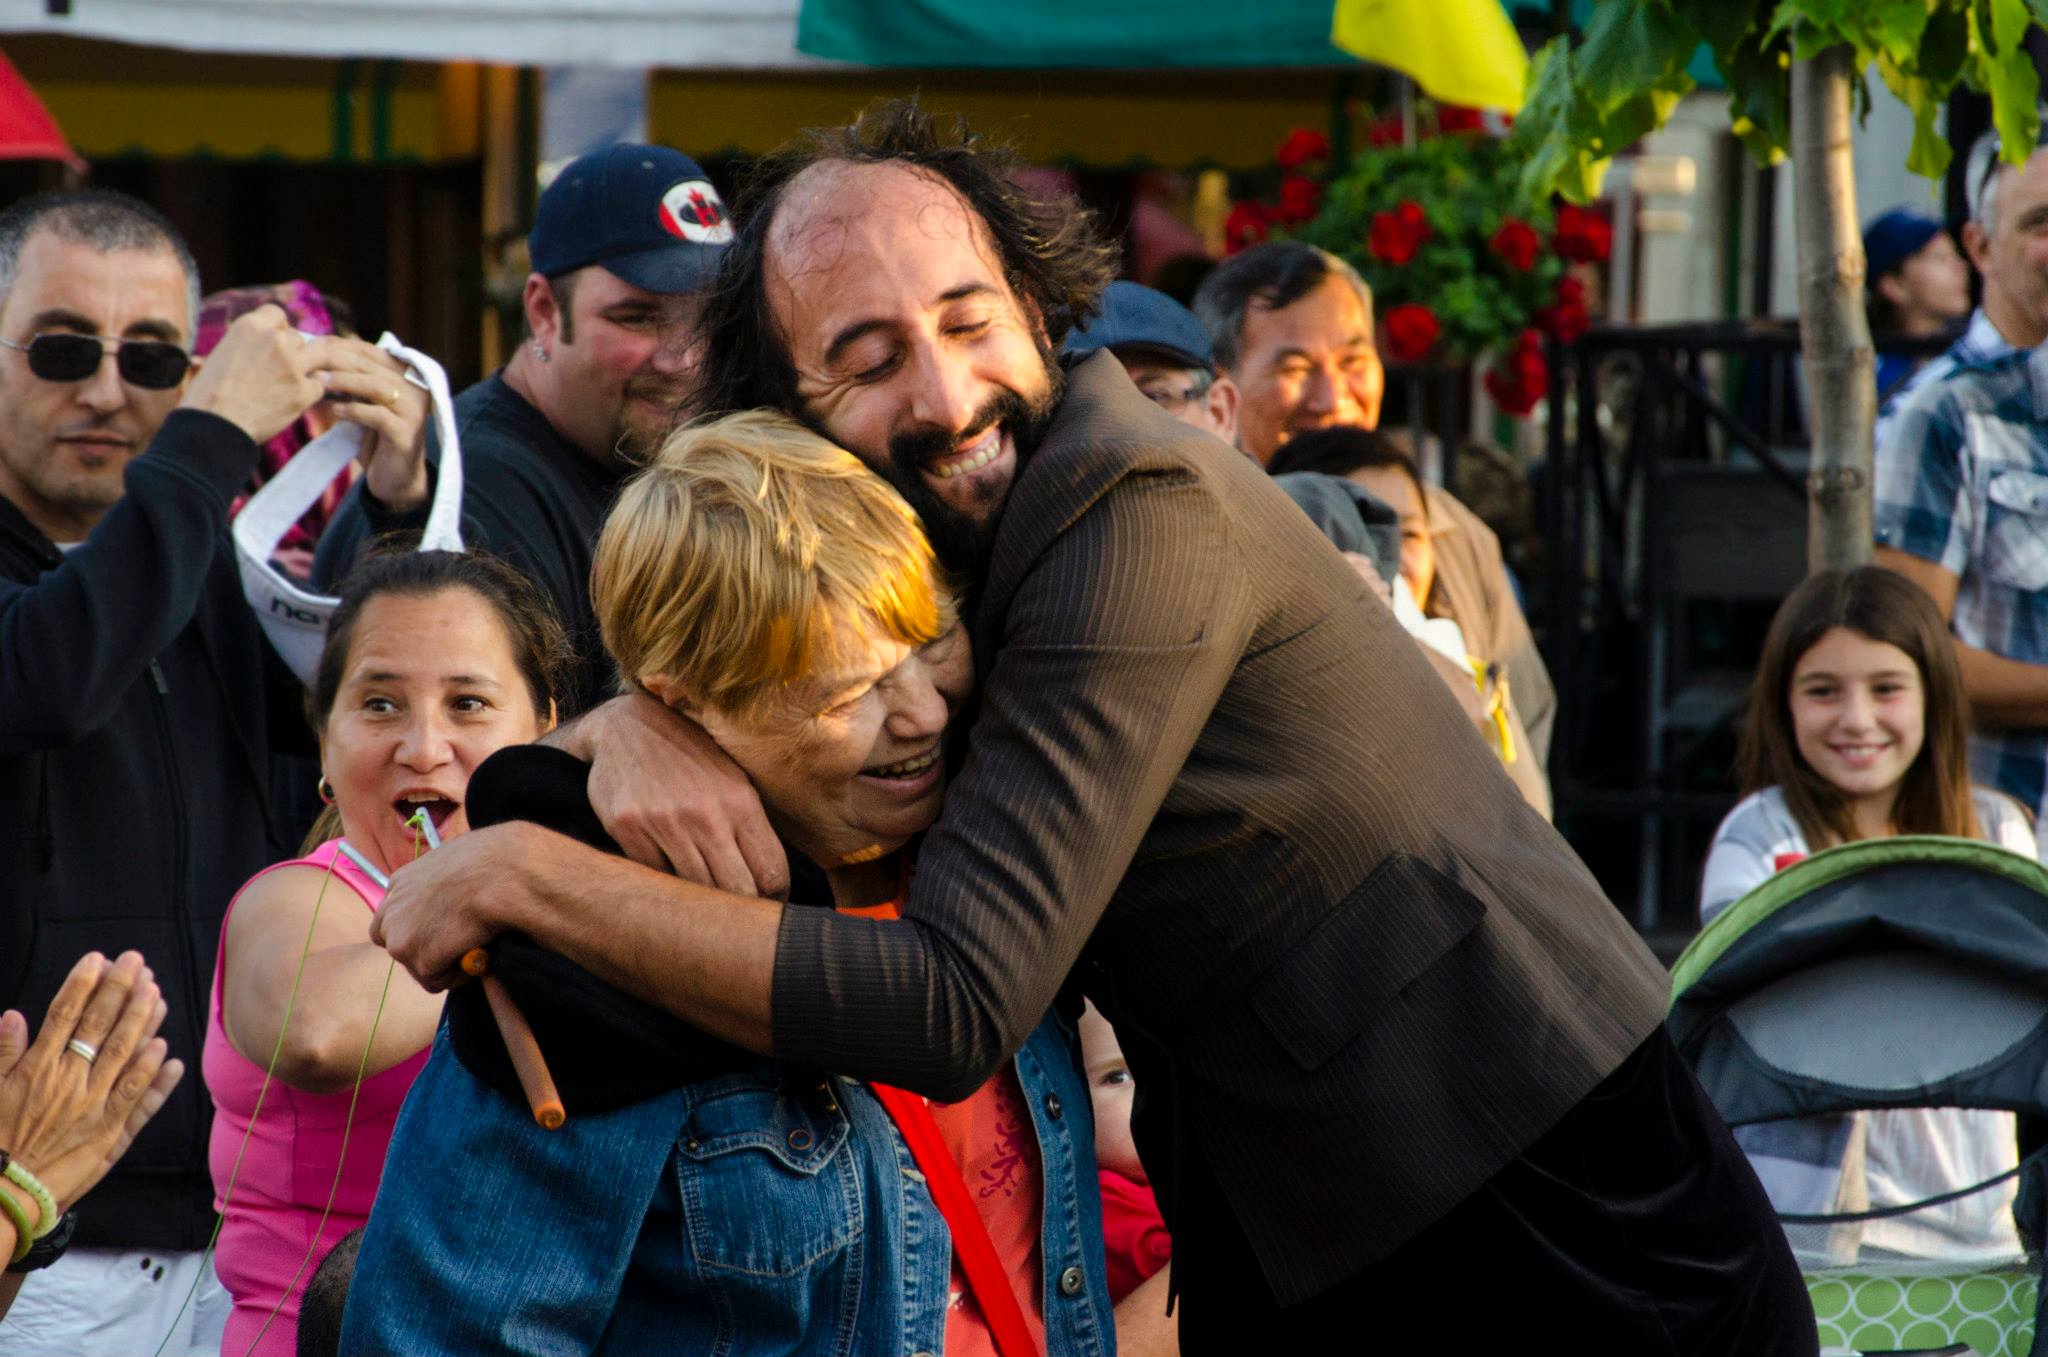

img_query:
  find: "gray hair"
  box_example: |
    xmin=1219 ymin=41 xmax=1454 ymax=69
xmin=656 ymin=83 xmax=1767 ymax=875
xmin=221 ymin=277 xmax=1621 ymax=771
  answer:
xmin=0 ymin=189 xmax=201 ymax=337
xmin=1190 ymin=241 xmax=1373 ymax=374
xmin=1966 ymin=110 xmax=2048 ymax=233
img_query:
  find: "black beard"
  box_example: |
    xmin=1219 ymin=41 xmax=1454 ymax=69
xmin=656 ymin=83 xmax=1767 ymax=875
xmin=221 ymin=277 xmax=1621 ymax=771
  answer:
xmin=880 ymin=361 xmax=1063 ymax=576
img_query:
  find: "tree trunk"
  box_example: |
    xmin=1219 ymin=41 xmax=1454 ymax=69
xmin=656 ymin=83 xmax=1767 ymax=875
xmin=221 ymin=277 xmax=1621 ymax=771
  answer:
xmin=1790 ymin=45 xmax=1875 ymax=572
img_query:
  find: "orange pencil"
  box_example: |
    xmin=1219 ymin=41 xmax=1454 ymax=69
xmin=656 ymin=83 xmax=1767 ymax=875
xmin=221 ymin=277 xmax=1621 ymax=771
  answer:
xmin=461 ymin=948 xmax=566 ymax=1130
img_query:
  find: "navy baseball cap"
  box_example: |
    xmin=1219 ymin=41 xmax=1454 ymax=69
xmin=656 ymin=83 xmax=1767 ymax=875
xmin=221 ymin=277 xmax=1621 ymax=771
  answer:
xmin=1862 ymin=208 xmax=1945 ymax=286
xmin=530 ymin=143 xmax=732 ymax=295
xmin=1066 ymin=280 xmax=1214 ymax=371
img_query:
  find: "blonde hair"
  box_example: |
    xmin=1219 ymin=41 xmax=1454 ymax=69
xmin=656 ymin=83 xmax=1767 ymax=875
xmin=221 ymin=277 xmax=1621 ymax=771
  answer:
xmin=593 ymin=409 xmax=957 ymax=717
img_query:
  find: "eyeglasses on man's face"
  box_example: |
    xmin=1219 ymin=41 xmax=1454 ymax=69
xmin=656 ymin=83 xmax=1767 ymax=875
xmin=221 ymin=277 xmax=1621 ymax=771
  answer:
xmin=0 ymin=332 xmax=195 ymax=391
xmin=1139 ymin=373 xmax=1214 ymax=412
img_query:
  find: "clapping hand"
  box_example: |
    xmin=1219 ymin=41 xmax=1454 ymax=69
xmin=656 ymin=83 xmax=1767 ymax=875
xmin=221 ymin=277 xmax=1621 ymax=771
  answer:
xmin=0 ymin=951 xmax=184 ymax=1217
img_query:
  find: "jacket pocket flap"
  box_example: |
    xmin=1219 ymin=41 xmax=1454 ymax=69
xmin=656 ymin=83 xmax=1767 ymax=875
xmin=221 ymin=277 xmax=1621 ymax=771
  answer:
xmin=1248 ymin=853 xmax=1487 ymax=1071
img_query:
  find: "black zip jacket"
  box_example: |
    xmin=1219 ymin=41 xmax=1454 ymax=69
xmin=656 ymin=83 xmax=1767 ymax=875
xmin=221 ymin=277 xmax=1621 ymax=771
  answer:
xmin=0 ymin=409 xmax=300 ymax=1250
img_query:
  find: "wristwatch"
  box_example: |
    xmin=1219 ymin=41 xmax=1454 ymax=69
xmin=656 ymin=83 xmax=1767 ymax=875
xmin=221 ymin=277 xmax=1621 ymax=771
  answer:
xmin=6 ymin=1209 xmax=74 ymax=1273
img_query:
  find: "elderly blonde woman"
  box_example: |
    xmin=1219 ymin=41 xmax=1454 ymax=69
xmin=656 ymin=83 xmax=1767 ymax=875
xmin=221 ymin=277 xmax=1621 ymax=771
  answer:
xmin=342 ymin=411 xmax=1112 ymax=1357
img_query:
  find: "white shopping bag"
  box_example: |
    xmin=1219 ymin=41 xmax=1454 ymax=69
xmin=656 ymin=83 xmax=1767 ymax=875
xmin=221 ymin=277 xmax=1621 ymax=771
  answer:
xmin=233 ymin=333 xmax=465 ymax=683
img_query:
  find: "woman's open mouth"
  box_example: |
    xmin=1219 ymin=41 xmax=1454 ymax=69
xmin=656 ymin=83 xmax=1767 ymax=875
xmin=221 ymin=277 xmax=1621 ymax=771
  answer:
xmin=392 ymin=791 xmax=459 ymax=833
xmin=861 ymin=746 xmax=942 ymax=792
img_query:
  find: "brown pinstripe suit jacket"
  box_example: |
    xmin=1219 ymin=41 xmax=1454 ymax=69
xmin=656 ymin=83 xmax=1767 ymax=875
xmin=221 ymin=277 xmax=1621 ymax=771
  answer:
xmin=772 ymin=352 xmax=1669 ymax=1303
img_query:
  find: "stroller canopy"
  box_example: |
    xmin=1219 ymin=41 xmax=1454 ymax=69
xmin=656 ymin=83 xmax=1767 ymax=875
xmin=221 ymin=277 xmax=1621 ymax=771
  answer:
xmin=1670 ymin=835 xmax=2048 ymax=1129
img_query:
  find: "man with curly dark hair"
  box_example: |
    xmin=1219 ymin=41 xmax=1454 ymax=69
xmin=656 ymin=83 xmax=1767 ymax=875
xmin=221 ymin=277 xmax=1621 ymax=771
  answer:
xmin=375 ymin=100 xmax=1815 ymax=1354
xmin=690 ymin=100 xmax=1117 ymax=573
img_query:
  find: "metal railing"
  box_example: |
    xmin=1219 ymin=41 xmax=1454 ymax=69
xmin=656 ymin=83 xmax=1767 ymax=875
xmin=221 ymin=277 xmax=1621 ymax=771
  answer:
xmin=1534 ymin=319 xmax=1948 ymax=933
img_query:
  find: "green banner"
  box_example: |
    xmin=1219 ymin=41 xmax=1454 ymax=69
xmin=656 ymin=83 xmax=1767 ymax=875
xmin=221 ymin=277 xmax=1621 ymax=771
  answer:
xmin=795 ymin=0 xmax=1351 ymax=68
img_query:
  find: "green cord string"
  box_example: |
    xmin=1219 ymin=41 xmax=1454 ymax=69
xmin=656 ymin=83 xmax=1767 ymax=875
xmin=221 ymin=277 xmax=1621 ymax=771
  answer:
xmin=152 ymin=847 xmax=342 ymax=1357
xmin=153 ymin=813 xmax=431 ymax=1357
xmin=242 ymin=938 xmax=400 ymax=1353
xmin=241 ymin=816 xmax=425 ymax=1355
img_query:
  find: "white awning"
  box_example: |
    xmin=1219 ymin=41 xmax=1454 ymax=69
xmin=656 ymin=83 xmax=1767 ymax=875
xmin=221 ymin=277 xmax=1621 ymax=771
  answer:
xmin=0 ymin=0 xmax=816 ymax=68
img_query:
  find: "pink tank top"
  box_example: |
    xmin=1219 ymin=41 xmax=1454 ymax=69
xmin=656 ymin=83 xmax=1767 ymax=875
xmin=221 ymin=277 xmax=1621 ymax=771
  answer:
xmin=202 ymin=839 xmax=431 ymax=1357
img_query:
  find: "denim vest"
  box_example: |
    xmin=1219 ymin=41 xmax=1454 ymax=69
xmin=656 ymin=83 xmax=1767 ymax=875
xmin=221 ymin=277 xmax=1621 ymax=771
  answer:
xmin=343 ymin=1013 xmax=1115 ymax=1357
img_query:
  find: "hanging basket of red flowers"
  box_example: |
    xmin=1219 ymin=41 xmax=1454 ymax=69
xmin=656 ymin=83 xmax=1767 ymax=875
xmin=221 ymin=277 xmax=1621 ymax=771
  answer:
xmin=1233 ymin=109 xmax=1611 ymax=417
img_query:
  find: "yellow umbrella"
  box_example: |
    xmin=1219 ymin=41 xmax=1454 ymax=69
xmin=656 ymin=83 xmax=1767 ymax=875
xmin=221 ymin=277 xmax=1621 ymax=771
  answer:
xmin=1331 ymin=0 xmax=1529 ymax=113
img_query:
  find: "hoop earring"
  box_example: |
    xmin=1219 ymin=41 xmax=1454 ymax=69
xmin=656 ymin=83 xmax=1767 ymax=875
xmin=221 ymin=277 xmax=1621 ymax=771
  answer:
xmin=317 ymin=776 xmax=336 ymax=805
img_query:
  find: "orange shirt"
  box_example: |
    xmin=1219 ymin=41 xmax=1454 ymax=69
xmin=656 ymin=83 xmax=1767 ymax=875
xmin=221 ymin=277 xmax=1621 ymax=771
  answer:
xmin=843 ymin=875 xmax=1048 ymax=1355
xmin=929 ymin=1065 xmax=1047 ymax=1357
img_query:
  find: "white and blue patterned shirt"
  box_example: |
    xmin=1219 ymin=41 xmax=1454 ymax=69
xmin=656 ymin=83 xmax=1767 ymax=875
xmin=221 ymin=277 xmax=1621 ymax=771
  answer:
xmin=1873 ymin=308 xmax=2016 ymax=451
xmin=1875 ymin=341 xmax=2048 ymax=815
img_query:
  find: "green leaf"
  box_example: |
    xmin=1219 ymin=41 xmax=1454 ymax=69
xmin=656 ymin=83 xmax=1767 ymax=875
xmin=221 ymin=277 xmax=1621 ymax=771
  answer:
xmin=1859 ymin=0 xmax=1931 ymax=61
xmin=1886 ymin=61 xmax=1955 ymax=178
xmin=1874 ymin=48 xmax=1956 ymax=180
xmin=1716 ymin=28 xmax=1793 ymax=157
xmin=1670 ymin=0 xmax=1761 ymax=54
xmin=1767 ymin=0 xmax=1848 ymax=39
xmin=1991 ymin=0 xmax=2030 ymax=53
xmin=1916 ymin=5 xmax=1970 ymax=89
xmin=1986 ymin=48 xmax=2042 ymax=163
xmin=1579 ymin=0 xmax=1696 ymax=106
xmin=1511 ymin=38 xmax=1605 ymax=201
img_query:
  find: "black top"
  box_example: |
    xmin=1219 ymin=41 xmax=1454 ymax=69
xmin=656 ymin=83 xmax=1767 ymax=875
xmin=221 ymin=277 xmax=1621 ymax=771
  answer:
xmin=0 ymin=410 xmax=298 ymax=1250
xmin=314 ymin=373 xmax=630 ymax=717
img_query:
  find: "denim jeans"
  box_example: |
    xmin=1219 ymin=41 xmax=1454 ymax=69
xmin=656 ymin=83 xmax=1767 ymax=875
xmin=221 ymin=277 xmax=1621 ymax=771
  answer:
xmin=342 ymin=1017 xmax=1113 ymax=1356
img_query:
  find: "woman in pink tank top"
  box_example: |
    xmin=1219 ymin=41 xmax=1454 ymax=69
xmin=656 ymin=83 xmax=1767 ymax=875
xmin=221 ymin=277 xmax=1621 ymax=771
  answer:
xmin=203 ymin=550 xmax=565 ymax=1357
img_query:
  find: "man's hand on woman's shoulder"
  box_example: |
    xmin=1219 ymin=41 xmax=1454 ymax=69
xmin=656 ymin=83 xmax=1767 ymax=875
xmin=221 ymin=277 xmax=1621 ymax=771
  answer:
xmin=545 ymin=692 xmax=788 ymax=899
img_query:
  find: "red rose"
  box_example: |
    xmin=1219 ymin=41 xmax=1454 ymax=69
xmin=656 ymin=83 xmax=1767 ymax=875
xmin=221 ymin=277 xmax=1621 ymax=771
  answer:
xmin=1555 ymin=205 xmax=1613 ymax=263
xmin=1490 ymin=219 xmax=1540 ymax=272
xmin=1275 ymin=128 xmax=1330 ymax=170
xmin=1382 ymin=303 xmax=1441 ymax=363
xmin=1535 ymin=275 xmax=1589 ymax=342
xmin=1224 ymin=201 xmax=1273 ymax=255
xmin=1483 ymin=329 xmax=1550 ymax=416
xmin=1369 ymin=213 xmax=1413 ymax=264
xmin=1367 ymin=111 xmax=1405 ymax=147
xmin=1369 ymin=200 xmax=1430 ymax=265
xmin=1438 ymin=105 xmax=1485 ymax=135
xmin=1278 ymin=174 xmax=1322 ymax=224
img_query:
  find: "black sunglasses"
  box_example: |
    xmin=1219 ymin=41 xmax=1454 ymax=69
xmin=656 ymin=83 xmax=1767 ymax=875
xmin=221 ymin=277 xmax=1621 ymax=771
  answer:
xmin=0 ymin=333 xmax=195 ymax=390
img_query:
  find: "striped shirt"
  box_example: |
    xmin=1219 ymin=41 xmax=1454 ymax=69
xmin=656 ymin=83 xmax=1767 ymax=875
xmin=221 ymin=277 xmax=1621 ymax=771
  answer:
xmin=1698 ymin=785 xmax=2038 ymax=924
xmin=1875 ymin=343 xmax=2048 ymax=815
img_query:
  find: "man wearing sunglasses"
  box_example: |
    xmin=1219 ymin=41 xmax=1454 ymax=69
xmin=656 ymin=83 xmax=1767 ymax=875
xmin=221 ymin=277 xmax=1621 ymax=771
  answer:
xmin=0 ymin=188 xmax=430 ymax=1357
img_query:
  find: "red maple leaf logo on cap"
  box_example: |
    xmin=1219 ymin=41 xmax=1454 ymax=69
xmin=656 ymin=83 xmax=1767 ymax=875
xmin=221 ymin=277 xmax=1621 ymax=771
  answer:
xmin=659 ymin=180 xmax=733 ymax=243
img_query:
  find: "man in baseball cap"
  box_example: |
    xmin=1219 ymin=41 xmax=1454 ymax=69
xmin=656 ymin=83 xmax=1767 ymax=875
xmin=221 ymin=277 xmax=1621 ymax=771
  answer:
xmin=1862 ymin=206 xmax=1969 ymax=399
xmin=316 ymin=142 xmax=732 ymax=715
xmin=1066 ymin=279 xmax=1238 ymax=442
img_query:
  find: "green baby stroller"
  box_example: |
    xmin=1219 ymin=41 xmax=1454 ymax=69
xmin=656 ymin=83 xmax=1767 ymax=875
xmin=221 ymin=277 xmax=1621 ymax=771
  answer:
xmin=1670 ymin=836 xmax=2048 ymax=1356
